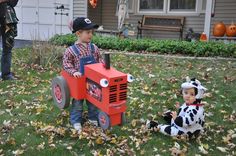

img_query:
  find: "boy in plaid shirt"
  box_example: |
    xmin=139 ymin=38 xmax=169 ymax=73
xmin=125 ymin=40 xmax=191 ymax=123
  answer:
xmin=63 ymin=17 xmax=103 ymax=133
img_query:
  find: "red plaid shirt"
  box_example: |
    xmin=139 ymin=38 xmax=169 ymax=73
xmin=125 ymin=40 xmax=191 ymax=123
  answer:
xmin=63 ymin=43 xmax=103 ymax=75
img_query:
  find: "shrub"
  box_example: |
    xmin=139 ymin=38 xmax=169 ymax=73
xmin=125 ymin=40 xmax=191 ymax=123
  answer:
xmin=28 ymin=41 xmax=64 ymax=68
xmin=49 ymin=34 xmax=236 ymax=58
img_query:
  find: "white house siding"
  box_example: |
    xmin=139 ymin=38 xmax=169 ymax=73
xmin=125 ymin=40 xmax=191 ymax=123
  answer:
xmin=73 ymin=0 xmax=87 ymax=18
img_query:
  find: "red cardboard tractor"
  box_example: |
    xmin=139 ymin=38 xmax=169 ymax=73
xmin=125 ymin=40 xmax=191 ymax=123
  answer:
xmin=51 ymin=54 xmax=134 ymax=130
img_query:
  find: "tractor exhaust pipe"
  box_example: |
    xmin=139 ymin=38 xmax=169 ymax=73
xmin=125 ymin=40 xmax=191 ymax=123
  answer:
xmin=104 ymin=53 xmax=110 ymax=70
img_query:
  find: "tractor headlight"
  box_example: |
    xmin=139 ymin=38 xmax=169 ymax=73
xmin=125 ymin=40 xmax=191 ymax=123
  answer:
xmin=127 ymin=74 xmax=134 ymax=83
xmin=100 ymin=78 xmax=109 ymax=87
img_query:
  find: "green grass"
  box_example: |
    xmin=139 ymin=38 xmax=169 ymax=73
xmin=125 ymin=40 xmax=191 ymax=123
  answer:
xmin=0 ymin=48 xmax=236 ymax=156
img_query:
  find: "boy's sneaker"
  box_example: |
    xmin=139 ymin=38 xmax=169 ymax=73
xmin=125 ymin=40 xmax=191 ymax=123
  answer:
xmin=73 ymin=123 xmax=82 ymax=133
xmin=146 ymin=120 xmax=159 ymax=129
xmin=88 ymin=120 xmax=98 ymax=127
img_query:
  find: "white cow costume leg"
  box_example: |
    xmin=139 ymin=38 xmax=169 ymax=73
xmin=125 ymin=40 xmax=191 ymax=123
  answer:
xmin=147 ymin=77 xmax=207 ymax=138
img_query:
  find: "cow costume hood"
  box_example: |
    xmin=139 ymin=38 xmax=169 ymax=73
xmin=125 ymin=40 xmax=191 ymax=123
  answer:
xmin=181 ymin=77 xmax=207 ymax=100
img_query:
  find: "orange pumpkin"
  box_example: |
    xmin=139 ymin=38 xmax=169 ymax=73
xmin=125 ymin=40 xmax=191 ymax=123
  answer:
xmin=226 ymin=22 xmax=236 ymax=37
xmin=89 ymin=0 xmax=97 ymax=8
xmin=213 ymin=22 xmax=226 ymax=37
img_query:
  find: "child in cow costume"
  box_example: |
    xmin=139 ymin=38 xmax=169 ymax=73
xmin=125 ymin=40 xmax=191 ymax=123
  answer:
xmin=146 ymin=77 xmax=207 ymax=138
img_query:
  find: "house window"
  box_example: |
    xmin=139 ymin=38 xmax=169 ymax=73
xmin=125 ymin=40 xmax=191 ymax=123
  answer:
xmin=169 ymin=0 xmax=196 ymax=11
xmin=200 ymin=0 xmax=215 ymax=14
xmin=139 ymin=0 xmax=164 ymax=12
xmin=128 ymin=0 xmax=134 ymax=12
xmin=137 ymin=0 xmax=206 ymax=15
xmin=116 ymin=0 xmax=134 ymax=14
xmin=201 ymin=0 xmax=206 ymax=10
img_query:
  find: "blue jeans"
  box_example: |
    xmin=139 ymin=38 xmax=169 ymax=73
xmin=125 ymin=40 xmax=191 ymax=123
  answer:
xmin=70 ymin=99 xmax=98 ymax=125
xmin=1 ymin=46 xmax=12 ymax=78
xmin=0 ymin=20 xmax=14 ymax=79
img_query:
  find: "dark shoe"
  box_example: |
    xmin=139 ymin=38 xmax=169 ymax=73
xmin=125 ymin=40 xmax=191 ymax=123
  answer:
xmin=2 ymin=73 xmax=17 ymax=81
xmin=146 ymin=120 xmax=159 ymax=129
xmin=163 ymin=110 xmax=172 ymax=124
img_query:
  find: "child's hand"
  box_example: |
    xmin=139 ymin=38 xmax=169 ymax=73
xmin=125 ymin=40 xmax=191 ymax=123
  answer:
xmin=73 ymin=72 xmax=82 ymax=78
xmin=175 ymin=102 xmax=180 ymax=109
xmin=171 ymin=111 xmax=177 ymax=120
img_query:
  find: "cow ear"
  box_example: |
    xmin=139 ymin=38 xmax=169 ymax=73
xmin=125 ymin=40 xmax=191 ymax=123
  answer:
xmin=191 ymin=77 xmax=196 ymax=81
xmin=186 ymin=76 xmax=191 ymax=82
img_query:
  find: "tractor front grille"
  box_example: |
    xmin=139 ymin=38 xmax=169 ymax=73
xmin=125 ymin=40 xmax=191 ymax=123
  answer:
xmin=110 ymin=85 xmax=117 ymax=92
xmin=119 ymin=92 xmax=127 ymax=101
xmin=109 ymin=93 xmax=117 ymax=103
xmin=109 ymin=83 xmax=127 ymax=103
xmin=120 ymin=84 xmax=127 ymax=90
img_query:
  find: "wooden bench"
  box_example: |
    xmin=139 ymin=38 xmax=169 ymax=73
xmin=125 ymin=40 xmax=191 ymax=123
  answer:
xmin=137 ymin=15 xmax=185 ymax=40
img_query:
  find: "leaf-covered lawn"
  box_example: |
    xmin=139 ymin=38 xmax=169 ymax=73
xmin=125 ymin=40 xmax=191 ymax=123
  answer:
xmin=0 ymin=48 xmax=236 ymax=156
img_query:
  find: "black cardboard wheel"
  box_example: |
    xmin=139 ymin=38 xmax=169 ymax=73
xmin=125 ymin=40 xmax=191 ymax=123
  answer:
xmin=119 ymin=113 xmax=126 ymax=126
xmin=51 ymin=76 xmax=70 ymax=109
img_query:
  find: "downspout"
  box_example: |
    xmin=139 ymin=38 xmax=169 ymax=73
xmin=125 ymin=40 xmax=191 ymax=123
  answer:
xmin=204 ymin=0 xmax=214 ymax=41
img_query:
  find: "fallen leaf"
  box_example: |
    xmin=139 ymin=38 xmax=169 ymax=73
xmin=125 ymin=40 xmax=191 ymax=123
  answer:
xmin=66 ymin=146 xmax=72 ymax=150
xmin=131 ymin=119 xmax=137 ymax=127
xmin=216 ymin=147 xmax=228 ymax=153
xmin=232 ymin=134 xmax=236 ymax=138
xmin=96 ymin=137 xmax=104 ymax=145
xmin=12 ymin=149 xmax=24 ymax=155
xmin=198 ymin=145 xmax=208 ymax=155
xmin=110 ymin=137 xmax=117 ymax=144
xmin=148 ymin=74 xmax=155 ymax=78
xmin=7 ymin=138 xmax=16 ymax=145
xmin=37 ymin=142 xmax=45 ymax=150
